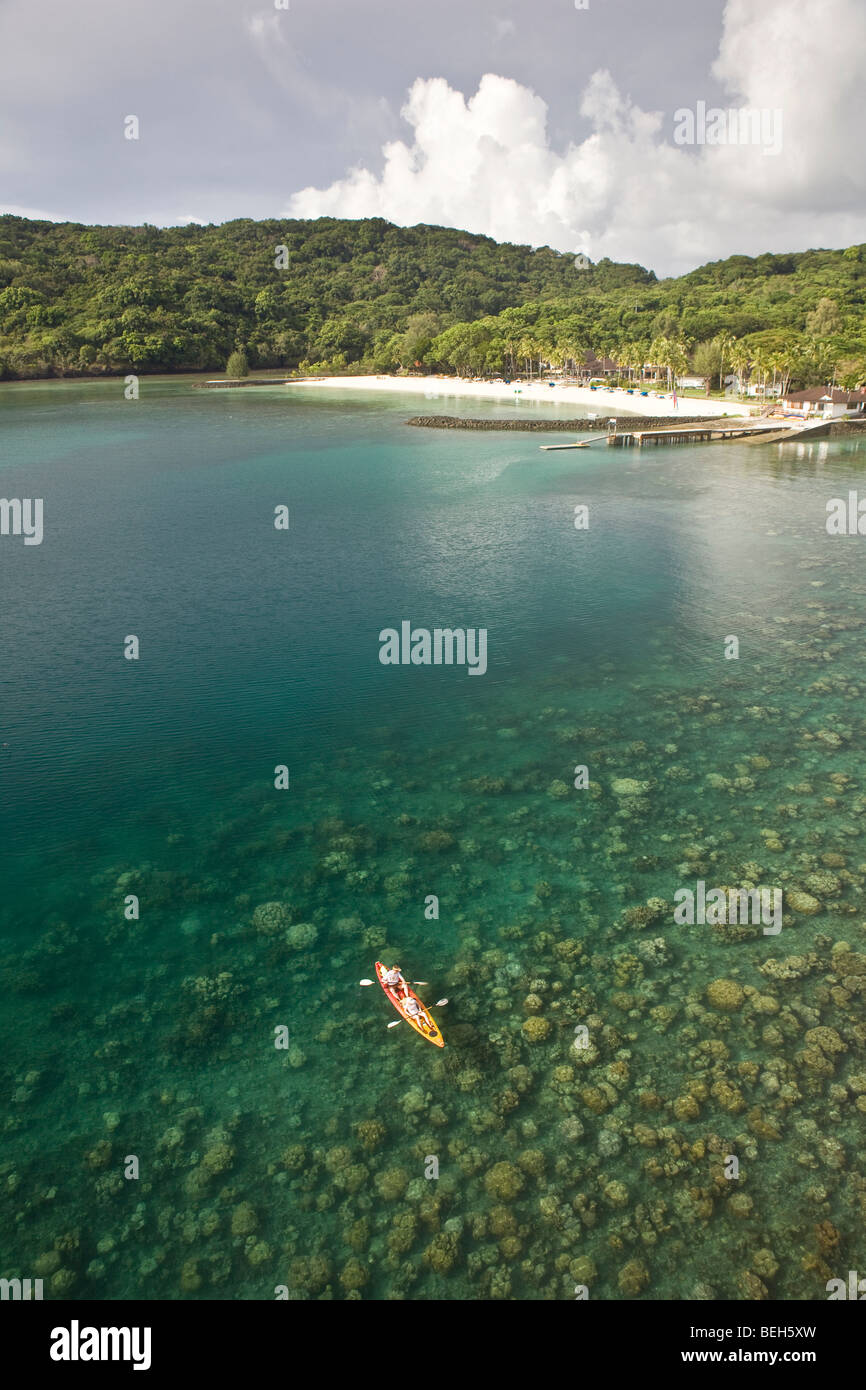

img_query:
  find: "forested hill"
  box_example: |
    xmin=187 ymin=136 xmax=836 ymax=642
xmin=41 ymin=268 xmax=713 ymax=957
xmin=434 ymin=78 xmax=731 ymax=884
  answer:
xmin=0 ymin=213 xmax=863 ymax=385
xmin=0 ymin=215 xmax=650 ymax=379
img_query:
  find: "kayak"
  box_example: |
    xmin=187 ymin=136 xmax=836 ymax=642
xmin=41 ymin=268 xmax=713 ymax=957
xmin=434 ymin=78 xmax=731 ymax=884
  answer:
xmin=375 ymin=962 xmax=444 ymax=1047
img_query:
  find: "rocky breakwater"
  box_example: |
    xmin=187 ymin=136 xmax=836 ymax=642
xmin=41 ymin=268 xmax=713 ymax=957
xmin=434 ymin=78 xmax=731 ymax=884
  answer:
xmin=407 ymin=415 xmax=718 ymax=432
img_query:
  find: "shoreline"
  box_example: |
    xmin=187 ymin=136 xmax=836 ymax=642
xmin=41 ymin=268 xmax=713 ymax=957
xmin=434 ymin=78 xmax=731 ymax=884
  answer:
xmin=282 ymin=374 xmax=746 ymax=419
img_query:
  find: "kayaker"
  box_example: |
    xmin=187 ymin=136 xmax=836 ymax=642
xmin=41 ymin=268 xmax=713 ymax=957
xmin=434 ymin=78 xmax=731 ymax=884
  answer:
xmin=381 ymin=965 xmax=407 ymax=996
xmin=404 ymin=996 xmax=429 ymax=1026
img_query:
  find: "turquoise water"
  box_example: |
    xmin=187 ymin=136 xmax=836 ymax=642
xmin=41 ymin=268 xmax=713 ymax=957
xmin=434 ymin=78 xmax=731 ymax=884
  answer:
xmin=1 ymin=378 xmax=865 ymax=1299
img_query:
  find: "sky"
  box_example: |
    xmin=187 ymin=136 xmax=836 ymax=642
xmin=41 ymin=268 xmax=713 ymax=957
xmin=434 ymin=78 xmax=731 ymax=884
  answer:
xmin=0 ymin=0 xmax=864 ymax=276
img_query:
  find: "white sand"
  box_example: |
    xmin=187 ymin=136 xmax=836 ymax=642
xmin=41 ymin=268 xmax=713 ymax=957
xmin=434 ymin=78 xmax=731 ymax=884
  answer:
xmin=285 ymin=374 xmax=746 ymax=419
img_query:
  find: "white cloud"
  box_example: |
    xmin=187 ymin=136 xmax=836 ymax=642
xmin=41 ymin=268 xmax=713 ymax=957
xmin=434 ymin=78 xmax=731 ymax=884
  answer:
xmin=0 ymin=203 xmax=66 ymax=222
xmin=287 ymin=0 xmax=866 ymax=275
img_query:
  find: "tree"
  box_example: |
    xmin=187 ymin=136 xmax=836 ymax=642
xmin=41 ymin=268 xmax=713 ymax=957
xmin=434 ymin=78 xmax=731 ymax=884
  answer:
xmin=774 ymin=350 xmax=795 ymax=397
xmin=668 ymin=337 xmax=689 ymax=388
xmin=401 ymin=312 xmax=442 ymax=368
xmin=648 ymin=334 xmax=687 ymax=388
xmin=429 ymin=321 xmax=492 ymax=377
xmin=630 ymin=340 xmax=650 ymax=382
xmin=518 ymin=335 xmax=541 ymax=378
xmin=806 ymin=297 xmax=842 ymax=338
xmin=840 ymin=358 xmax=866 ymax=389
xmin=543 ymin=340 xmax=564 ymax=374
xmin=648 ymin=334 xmax=670 ymax=382
xmin=616 ymin=341 xmax=643 ymax=383
xmin=729 ymin=342 xmax=751 ymax=396
xmin=313 ymin=317 xmax=366 ymax=363
xmin=557 ymin=334 xmax=585 ymax=380
xmin=226 ymin=348 xmax=249 ymax=377
xmin=712 ymin=331 xmax=735 ymax=392
xmin=1 ymin=216 xmax=864 ymax=385
xmin=498 ymin=306 xmax=530 ymax=377
xmin=750 ymin=348 xmax=770 ymax=396
xmin=369 ymin=331 xmax=403 ymax=373
xmin=484 ymin=335 xmax=507 ymax=375
xmin=692 ymin=339 xmax=721 ymax=389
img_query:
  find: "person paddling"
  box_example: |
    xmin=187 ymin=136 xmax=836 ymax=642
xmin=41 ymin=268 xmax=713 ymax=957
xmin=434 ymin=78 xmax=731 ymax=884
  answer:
xmin=381 ymin=964 xmax=408 ymax=997
xmin=404 ymin=995 xmax=430 ymax=1028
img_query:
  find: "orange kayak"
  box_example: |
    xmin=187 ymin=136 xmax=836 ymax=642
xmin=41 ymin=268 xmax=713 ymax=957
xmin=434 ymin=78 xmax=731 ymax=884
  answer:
xmin=375 ymin=962 xmax=444 ymax=1047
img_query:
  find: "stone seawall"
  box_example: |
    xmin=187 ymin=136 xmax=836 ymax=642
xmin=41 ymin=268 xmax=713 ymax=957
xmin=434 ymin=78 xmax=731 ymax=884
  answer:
xmin=407 ymin=414 xmax=718 ymax=432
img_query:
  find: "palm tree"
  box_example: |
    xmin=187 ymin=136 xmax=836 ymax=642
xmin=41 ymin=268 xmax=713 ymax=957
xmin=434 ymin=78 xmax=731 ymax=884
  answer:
xmin=728 ymin=342 xmax=751 ymax=398
xmin=632 ymin=340 xmax=650 ymax=383
xmin=518 ymin=336 xmax=536 ymax=379
xmin=775 ymin=350 xmax=795 ymax=398
xmin=649 ymin=335 xmax=687 ymax=390
xmin=648 ymin=335 xmax=670 ymax=385
xmin=717 ymin=336 xmax=733 ymax=397
xmin=500 ymin=330 xmax=520 ymax=377
xmin=767 ymin=351 xmax=783 ymax=398
xmin=557 ymin=336 xmax=583 ymax=381
xmin=669 ymin=338 xmax=689 ymax=391
xmin=713 ymin=331 xmax=735 ymax=393
xmin=619 ymin=341 xmax=643 ymax=384
xmin=748 ymin=349 xmax=762 ymax=397
xmin=544 ymin=341 xmax=564 ymax=376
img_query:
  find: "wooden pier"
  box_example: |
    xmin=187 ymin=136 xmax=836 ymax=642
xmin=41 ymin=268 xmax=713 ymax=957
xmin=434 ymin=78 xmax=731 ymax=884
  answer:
xmin=606 ymin=422 xmax=787 ymax=447
xmin=535 ymin=415 xmax=855 ymax=454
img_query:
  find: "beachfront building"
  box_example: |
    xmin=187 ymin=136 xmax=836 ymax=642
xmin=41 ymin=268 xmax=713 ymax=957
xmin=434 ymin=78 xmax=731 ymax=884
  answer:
xmin=746 ymin=382 xmax=782 ymax=398
xmin=781 ymin=388 xmax=866 ymax=418
xmin=582 ymin=352 xmax=620 ymax=380
xmin=640 ymin=362 xmax=667 ymax=383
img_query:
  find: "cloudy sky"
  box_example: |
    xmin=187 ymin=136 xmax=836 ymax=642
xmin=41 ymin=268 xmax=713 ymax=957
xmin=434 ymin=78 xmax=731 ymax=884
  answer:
xmin=0 ymin=0 xmax=863 ymax=276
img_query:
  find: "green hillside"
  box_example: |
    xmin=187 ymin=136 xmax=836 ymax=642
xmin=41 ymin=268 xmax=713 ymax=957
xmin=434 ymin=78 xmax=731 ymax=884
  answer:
xmin=0 ymin=214 xmax=863 ymax=387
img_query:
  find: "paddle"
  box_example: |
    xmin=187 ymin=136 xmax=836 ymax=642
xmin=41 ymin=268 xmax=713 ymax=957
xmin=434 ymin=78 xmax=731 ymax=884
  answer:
xmin=360 ymin=978 xmax=430 ymax=987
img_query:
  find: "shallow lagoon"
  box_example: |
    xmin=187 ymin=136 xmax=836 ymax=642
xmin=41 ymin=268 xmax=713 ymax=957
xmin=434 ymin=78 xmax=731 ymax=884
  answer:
xmin=1 ymin=380 xmax=865 ymax=1299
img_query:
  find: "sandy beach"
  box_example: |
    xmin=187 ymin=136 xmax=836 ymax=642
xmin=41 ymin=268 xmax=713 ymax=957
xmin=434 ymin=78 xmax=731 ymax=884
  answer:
xmin=285 ymin=374 xmax=745 ymax=419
